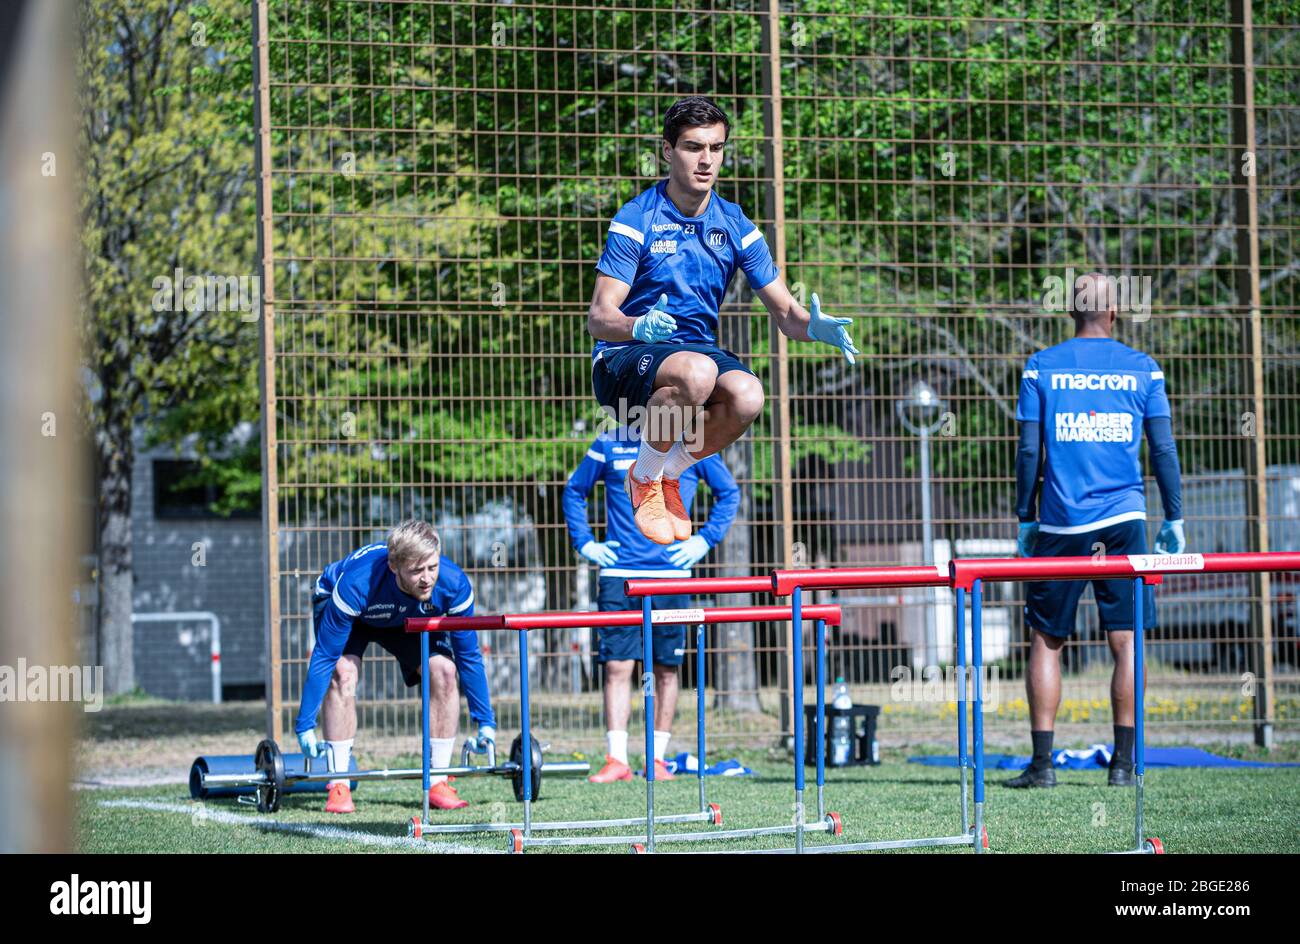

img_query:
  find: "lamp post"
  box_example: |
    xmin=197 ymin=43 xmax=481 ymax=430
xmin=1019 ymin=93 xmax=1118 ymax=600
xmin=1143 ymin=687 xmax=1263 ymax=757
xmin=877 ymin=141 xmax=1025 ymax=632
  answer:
xmin=897 ymin=382 xmax=946 ymax=670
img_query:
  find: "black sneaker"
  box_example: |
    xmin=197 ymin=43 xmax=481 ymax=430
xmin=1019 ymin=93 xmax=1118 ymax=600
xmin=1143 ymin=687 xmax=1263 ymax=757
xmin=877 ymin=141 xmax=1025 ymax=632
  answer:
xmin=1004 ymin=765 xmax=1056 ymax=788
xmin=1108 ymin=764 xmax=1135 ymax=787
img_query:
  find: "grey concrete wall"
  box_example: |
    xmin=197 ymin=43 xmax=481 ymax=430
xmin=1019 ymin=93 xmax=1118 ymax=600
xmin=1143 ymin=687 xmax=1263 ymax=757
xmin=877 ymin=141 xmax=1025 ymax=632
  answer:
xmin=130 ymin=445 xmax=265 ymax=699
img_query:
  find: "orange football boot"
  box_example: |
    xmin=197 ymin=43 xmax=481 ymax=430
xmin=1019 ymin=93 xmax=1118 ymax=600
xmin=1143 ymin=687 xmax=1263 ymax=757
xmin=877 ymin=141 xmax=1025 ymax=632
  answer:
xmin=652 ymin=758 xmax=676 ymax=781
xmin=624 ymin=468 xmax=674 ymax=545
xmin=324 ymin=782 xmax=355 ymax=813
xmin=588 ymin=755 xmax=634 ymax=783
xmin=427 ymin=781 xmax=469 ymax=810
xmin=660 ymin=477 xmax=693 ymax=541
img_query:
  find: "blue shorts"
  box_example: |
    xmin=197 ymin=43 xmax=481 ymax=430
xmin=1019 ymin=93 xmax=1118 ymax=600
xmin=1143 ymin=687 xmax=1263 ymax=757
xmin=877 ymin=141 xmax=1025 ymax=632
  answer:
xmin=595 ymin=576 xmax=696 ymax=666
xmin=592 ymin=342 xmax=753 ymax=413
xmin=313 ymin=596 xmax=454 ymax=688
xmin=1023 ymin=519 xmax=1157 ymax=638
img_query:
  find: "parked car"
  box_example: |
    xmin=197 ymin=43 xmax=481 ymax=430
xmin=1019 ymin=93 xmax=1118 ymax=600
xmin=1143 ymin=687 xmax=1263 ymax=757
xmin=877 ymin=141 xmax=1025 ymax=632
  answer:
xmin=1148 ymin=466 xmax=1300 ymax=670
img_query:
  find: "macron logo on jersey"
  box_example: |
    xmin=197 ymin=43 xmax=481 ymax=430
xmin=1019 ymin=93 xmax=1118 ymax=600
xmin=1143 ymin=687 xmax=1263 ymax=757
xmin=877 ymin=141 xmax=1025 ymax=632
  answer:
xmin=1055 ymin=411 xmax=1134 ymax=443
xmin=1050 ymin=372 xmax=1139 ymax=392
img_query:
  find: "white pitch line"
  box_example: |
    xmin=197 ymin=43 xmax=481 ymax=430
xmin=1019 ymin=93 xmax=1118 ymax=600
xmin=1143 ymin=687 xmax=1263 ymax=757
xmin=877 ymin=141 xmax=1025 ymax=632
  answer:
xmin=98 ymin=799 xmax=502 ymax=854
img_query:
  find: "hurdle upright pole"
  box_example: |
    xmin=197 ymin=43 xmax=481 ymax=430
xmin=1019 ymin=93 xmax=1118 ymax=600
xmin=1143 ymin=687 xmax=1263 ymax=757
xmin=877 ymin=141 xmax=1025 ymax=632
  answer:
xmin=1133 ymin=577 xmax=1146 ymax=852
xmin=518 ymin=627 xmax=532 ymax=836
xmin=815 ymin=618 xmax=826 ymax=821
xmin=420 ymin=629 xmax=430 ymax=825
xmin=955 ymin=585 xmax=969 ymax=835
xmin=642 ymin=594 xmax=656 ymax=853
xmin=971 ymin=578 xmax=986 ymax=855
xmin=696 ymin=621 xmax=706 ymax=813
xmin=792 ymin=586 xmax=806 ymax=854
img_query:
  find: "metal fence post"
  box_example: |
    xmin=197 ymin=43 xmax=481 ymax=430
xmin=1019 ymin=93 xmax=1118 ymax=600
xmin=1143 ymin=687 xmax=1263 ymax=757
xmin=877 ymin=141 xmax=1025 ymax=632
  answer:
xmin=761 ymin=0 xmax=795 ymax=737
xmin=1230 ymin=0 xmax=1275 ymax=749
xmin=252 ymin=0 xmax=282 ymax=743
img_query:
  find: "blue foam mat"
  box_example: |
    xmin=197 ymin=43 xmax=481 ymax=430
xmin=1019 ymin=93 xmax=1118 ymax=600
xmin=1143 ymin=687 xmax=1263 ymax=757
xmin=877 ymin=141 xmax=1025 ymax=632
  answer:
xmin=908 ymin=745 xmax=1299 ymax=770
xmin=636 ymin=752 xmax=756 ymax=777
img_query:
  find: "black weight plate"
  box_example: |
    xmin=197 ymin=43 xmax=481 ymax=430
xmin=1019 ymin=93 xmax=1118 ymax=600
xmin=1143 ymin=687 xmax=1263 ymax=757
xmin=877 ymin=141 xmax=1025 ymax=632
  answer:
xmin=509 ymin=734 xmax=544 ymax=802
xmin=254 ymin=738 xmax=285 ymax=813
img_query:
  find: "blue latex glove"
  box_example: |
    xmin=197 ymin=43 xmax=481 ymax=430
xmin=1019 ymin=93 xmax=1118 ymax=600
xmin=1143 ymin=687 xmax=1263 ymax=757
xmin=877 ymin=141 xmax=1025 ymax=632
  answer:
xmin=579 ymin=539 xmax=620 ymax=568
xmin=1017 ymin=522 xmax=1039 ymax=557
xmin=297 ymin=729 xmax=321 ymax=759
xmin=632 ymin=294 xmax=676 ymax=343
xmin=806 ymin=293 xmax=860 ymax=365
xmin=1154 ymin=519 xmax=1186 ymax=555
xmin=667 ymin=535 xmax=711 ymax=569
xmin=469 ymin=723 xmax=496 ymax=755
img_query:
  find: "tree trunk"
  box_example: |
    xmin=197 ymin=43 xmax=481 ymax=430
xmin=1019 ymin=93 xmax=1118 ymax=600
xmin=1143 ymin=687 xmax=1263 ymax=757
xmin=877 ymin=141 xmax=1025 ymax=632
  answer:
xmin=97 ymin=422 xmax=134 ymax=695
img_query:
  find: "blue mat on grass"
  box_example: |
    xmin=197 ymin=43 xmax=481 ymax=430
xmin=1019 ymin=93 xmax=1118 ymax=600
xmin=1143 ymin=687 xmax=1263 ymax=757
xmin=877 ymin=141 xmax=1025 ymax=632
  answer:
xmin=637 ymin=753 xmax=756 ymax=777
xmin=908 ymin=745 xmax=1299 ymax=770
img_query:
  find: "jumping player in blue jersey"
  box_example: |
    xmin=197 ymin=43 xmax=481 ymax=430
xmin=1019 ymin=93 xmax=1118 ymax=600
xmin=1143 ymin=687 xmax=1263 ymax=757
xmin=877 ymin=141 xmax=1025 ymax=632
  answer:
xmin=588 ymin=96 xmax=859 ymax=545
xmin=1008 ymin=272 xmax=1185 ymax=789
xmin=563 ymin=426 xmax=739 ymax=782
xmin=295 ymin=520 xmax=496 ymax=813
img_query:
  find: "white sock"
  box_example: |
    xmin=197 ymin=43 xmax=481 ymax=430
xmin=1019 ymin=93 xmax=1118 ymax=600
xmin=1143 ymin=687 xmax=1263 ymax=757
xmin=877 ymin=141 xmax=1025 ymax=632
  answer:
xmin=653 ymin=729 xmax=672 ymax=762
xmin=662 ymin=441 xmax=699 ymax=480
xmin=430 ymin=737 xmax=455 ymax=785
xmin=607 ymin=729 xmax=629 ymax=765
xmin=325 ymin=738 xmax=352 ymax=787
xmin=632 ymin=440 xmax=669 ymax=481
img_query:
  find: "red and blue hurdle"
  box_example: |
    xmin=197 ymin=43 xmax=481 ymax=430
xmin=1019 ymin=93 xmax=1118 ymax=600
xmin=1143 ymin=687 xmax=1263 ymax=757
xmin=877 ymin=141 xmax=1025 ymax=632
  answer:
xmin=624 ymin=577 xmax=852 ymax=853
xmin=500 ymin=601 xmax=844 ymax=852
xmin=404 ymin=602 xmax=840 ymax=849
xmin=405 ymin=611 xmax=714 ymax=840
xmin=951 ymin=550 xmax=1300 ymax=855
xmin=755 ymin=565 xmax=988 ymax=854
xmin=408 ymin=612 xmax=548 ymax=836
xmin=622 ymin=576 xmax=772 ymax=832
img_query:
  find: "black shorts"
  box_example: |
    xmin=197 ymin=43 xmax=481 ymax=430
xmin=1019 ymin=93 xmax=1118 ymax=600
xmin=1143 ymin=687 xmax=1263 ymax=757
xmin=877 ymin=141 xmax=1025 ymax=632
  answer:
xmin=595 ymin=576 xmax=694 ymax=666
xmin=313 ymin=596 xmax=453 ymax=687
xmin=1023 ymin=519 xmax=1157 ymax=638
xmin=592 ymin=342 xmax=754 ymax=414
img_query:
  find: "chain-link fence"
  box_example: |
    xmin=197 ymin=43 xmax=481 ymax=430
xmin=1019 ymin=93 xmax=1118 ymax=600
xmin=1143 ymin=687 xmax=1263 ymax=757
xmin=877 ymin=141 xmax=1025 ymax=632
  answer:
xmin=254 ymin=0 xmax=1300 ymax=751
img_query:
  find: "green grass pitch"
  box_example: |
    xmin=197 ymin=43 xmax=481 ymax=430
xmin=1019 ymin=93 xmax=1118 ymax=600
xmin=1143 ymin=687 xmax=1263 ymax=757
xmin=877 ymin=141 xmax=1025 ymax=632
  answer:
xmin=78 ymin=749 xmax=1299 ymax=854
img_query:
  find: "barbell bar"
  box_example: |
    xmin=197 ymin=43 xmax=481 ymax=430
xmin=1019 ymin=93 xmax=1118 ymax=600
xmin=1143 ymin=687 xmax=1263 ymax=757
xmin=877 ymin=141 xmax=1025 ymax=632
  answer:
xmin=201 ymin=737 xmax=588 ymax=813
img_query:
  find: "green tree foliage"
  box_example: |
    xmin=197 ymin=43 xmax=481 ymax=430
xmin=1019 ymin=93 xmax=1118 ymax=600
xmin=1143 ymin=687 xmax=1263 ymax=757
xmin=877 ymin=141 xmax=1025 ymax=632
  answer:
xmin=80 ymin=0 xmax=258 ymax=691
xmin=83 ymin=1 xmax=1300 ymax=617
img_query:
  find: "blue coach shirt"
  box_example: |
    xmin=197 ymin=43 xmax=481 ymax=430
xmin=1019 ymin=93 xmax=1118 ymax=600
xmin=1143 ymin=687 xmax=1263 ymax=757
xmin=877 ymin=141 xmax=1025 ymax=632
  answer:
xmin=593 ymin=180 xmax=780 ymax=362
xmin=1016 ymin=337 xmax=1171 ymax=534
xmin=295 ymin=546 xmax=494 ymax=734
xmin=562 ymin=428 xmax=740 ymax=577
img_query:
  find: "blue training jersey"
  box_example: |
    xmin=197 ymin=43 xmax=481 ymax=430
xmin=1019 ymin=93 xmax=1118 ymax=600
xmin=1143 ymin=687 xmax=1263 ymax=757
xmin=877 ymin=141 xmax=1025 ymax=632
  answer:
xmin=592 ymin=180 xmax=780 ymax=363
xmin=1016 ymin=337 xmax=1172 ymax=534
xmin=562 ymin=428 xmax=740 ymax=577
xmin=294 ymin=545 xmax=494 ymax=734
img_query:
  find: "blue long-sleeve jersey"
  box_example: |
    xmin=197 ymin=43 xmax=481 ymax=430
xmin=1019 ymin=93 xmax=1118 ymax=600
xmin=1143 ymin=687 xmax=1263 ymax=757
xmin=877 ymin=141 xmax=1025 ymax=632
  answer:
xmin=562 ymin=428 xmax=740 ymax=576
xmin=1015 ymin=337 xmax=1181 ymax=533
xmin=295 ymin=545 xmax=495 ymax=734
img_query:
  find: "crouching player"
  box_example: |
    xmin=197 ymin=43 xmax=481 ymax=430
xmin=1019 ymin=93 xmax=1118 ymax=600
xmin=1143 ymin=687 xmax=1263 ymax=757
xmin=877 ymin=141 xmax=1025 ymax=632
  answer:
xmin=294 ymin=520 xmax=496 ymax=813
